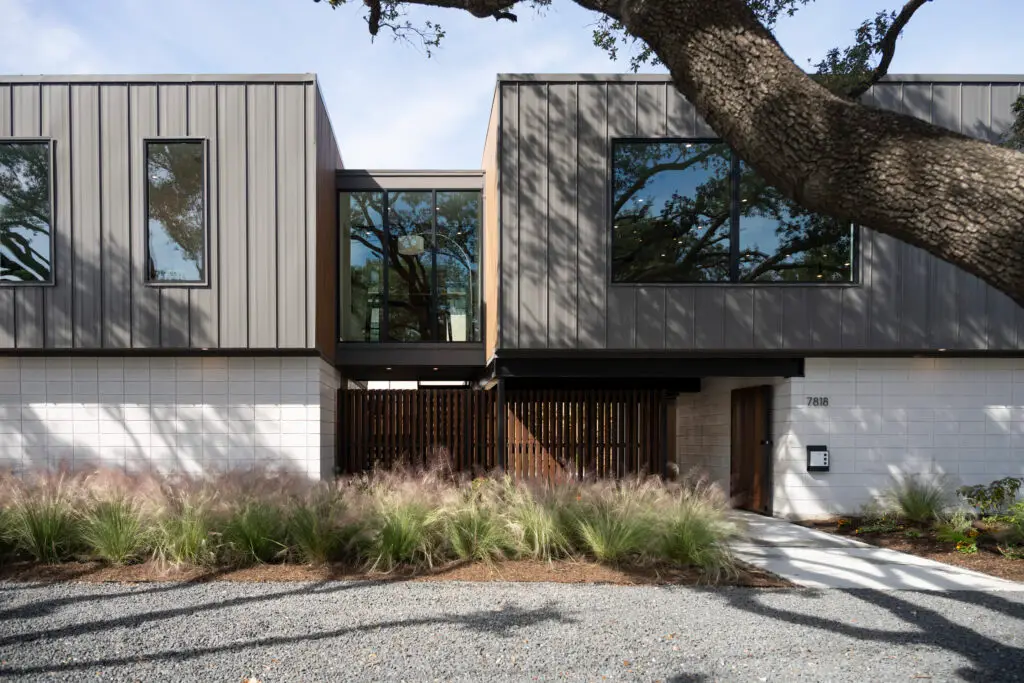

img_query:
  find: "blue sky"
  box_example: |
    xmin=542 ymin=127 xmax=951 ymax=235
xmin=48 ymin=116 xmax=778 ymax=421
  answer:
xmin=3 ymin=0 xmax=1023 ymax=168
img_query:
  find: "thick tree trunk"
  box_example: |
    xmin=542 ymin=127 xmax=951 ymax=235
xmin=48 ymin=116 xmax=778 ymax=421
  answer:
xmin=575 ymin=0 xmax=1024 ymax=306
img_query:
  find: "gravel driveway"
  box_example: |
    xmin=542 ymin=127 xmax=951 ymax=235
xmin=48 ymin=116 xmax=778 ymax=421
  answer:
xmin=1 ymin=580 xmax=1022 ymax=682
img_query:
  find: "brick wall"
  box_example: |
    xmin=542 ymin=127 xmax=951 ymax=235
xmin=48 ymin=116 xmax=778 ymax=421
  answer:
xmin=0 ymin=355 xmax=341 ymax=479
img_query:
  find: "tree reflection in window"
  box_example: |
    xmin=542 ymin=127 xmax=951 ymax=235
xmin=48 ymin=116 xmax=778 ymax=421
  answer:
xmin=737 ymin=161 xmax=855 ymax=282
xmin=611 ymin=140 xmax=855 ymax=283
xmin=340 ymin=189 xmax=481 ymax=343
xmin=613 ymin=141 xmax=732 ymax=282
xmin=0 ymin=141 xmax=52 ymax=283
xmin=146 ymin=141 xmax=206 ymax=283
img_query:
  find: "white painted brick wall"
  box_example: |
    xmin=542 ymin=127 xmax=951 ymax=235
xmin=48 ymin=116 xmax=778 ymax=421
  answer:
xmin=675 ymin=358 xmax=1024 ymax=519
xmin=0 ymin=355 xmax=341 ymax=480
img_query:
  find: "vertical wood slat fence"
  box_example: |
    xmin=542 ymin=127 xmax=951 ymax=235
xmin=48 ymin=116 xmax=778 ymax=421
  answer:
xmin=339 ymin=388 xmax=669 ymax=481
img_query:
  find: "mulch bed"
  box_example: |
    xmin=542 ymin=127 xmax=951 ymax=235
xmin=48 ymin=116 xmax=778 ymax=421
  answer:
xmin=801 ymin=519 xmax=1024 ymax=583
xmin=0 ymin=559 xmax=789 ymax=588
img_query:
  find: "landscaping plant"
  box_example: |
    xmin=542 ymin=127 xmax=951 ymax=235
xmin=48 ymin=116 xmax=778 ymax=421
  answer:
xmin=287 ymin=488 xmax=350 ymax=565
xmin=80 ymin=498 xmax=149 ymax=565
xmin=657 ymin=486 xmax=738 ymax=581
xmin=154 ymin=500 xmax=216 ymax=567
xmin=5 ymin=478 xmax=81 ymax=564
xmin=957 ymin=477 xmax=1023 ymax=518
xmin=934 ymin=510 xmax=979 ymax=554
xmin=221 ymin=500 xmax=288 ymax=566
xmin=885 ymin=476 xmax=950 ymax=525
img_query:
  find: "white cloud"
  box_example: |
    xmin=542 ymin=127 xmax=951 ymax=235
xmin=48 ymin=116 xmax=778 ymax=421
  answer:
xmin=0 ymin=0 xmax=112 ymax=74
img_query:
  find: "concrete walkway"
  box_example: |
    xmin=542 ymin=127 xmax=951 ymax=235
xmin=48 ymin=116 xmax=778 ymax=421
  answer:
xmin=730 ymin=511 xmax=1024 ymax=591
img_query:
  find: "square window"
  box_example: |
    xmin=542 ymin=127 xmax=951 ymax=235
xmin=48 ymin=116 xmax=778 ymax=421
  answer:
xmin=0 ymin=140 xmax=54 ymax=284
xmin=145 ymin=140 xmax=208 ymax=284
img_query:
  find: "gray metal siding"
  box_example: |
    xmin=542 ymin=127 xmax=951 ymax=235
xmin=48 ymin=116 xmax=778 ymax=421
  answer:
xmin=498 ymin=78 xmax=1024 ymax=352
xmin=0 ymin=77 xmax=322 ymax=351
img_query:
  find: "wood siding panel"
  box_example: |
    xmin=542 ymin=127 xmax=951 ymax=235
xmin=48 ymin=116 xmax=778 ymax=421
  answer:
xmin=0 ymin=87 xmax=13 ymax=348
xmin=576 ymin=83 xmax=607 ymax=349
xmin=71 ymin=84 xmax=102 ymax=348
xmin=247 ymin=84 xmax=277 ymax=348
xmin=518 ymin=84 xmax=548 ymax=348
xmin=129 ymin=85 xmax=160 ymax=347
xmin=313 ymin=84 xmax=341 ymax=358
xmin=276 ymin=84 xmax=306 ymax=348
xmin=482 ymin=86 xmax=500 ymax=358
xmin=156 ymin=84 xmax=191 ymax=348
xmin=187 ymin=84 xmax=219 ymax=348
xmin=217 ymin=85 xmax=248 ymax=348
xmin=547 ymin=83 xmax=577 ymax=349
xmin=499 ymin=84 xmax=520 ymax=348
xmin=42 ymin=84 xmax=73 ymax=348
xmin=10 ymin=86 xmax=46 ymax=348
xmin=99 ymin=85 xmax=131 ymax=348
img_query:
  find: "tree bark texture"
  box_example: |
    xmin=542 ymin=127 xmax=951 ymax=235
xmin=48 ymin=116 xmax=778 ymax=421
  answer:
xmin=568 ymin=0 xmax=1024 ymax=306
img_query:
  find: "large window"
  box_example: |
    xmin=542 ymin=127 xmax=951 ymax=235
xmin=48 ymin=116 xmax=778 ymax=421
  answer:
xmin=145 ymin=140 xmax=207 ymax=284
xmin=611 ymin=140 xmax=856 ymax=284
xmin=341 ymin=189 xmax=480 ymax=343
xmin=0 ymin=140 xmax=53 ymax=283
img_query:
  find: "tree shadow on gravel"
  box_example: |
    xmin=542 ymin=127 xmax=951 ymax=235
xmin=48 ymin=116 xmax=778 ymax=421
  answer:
xmin=0 ymin=599 xmax=576 ymax=677
xmin=0 ymin=567 xmax=239 ymax=621
xmin=707 ymin=587 xmax=1024 ymax=683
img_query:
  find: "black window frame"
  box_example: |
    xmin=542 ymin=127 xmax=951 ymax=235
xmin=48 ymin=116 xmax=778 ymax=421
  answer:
xmin=609 ymin=137 xmax=860 ymax=286
xmin=340 ymin=188 xmax=482 ymax=343
xmin=143 ymin=137 xmax=210 ymax=287
xmin=0 ymin=137 xmax=56 ymax=287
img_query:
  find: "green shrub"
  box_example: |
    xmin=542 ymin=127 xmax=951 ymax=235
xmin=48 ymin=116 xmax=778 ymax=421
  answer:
xmin=221 ymin=501 xmax=287 ymax=566
xmin=886 ymin=477 xmax=949 ymax=524
xmin=287 ymin=491 xmax=349 ymax=565
xmin=997 ymin=544 xmax=1024 ymax=560
xmin=154 ymin=503 xmax=215 ymax=567
xmin=8 ymin=496 xmax=80 ymax=563
xmin=934 ymin=510 xmax=978 ymax=554
xmin=443 ymin=503 xmax=512 ymax=563
xmin=505 ymin=494 xmax=570 ymax=561
xmin=657 ymin=495 xmax=737 ymax=580
xmin=957 ymin=477 xmax=1022 ymax=516
xmin=364 ymin=502 xmax=440 ymax=571
xmin=81 ymin=498 xmax=149 ymax=565
xmin=575 ymin=502 xmax=649 ymax=565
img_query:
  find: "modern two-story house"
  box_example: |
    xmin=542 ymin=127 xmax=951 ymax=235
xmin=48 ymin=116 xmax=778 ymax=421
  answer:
xmin=1 ymin=72 xmax=1022 ymax=518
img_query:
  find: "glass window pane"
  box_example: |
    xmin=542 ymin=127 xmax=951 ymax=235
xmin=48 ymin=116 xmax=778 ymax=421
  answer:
xmin=0 ymin=141 xmax=52 ymax=283
xmin=342 ymin=191 xmax=385 ymax=341
xmin=435 ymin=191 xmax=480 ymax=342
xmin=738 ymin=161 xmax=855 ymax=282
xmin=387 ymin=191 xmax=434 ymax=341
xmin=611 ymin=141 xmax=732 ymax=283
xmin=146 ymin=141 xmax=206 ymax=283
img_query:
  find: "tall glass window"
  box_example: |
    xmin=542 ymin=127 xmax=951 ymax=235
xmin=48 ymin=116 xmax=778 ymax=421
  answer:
xmin=0 ymin=141 xmax=53 ymax=283
xmin=342 ymin=192 xmax=386 ymax=341
xmin=611 ymin=139 xmax=856 ymax=284
xmin=146 ymin=140 xmax=207 ymax=284
xmin=341 ymin=189 xmax=481 ymax=343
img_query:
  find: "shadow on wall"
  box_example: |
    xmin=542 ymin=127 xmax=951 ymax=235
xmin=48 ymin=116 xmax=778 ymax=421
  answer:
xmin=0 ymin=258 xmax=321 ymax=478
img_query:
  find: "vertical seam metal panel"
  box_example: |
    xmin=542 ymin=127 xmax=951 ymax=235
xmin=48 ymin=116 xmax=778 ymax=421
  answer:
xmin=496 ymin=81 xmax=504 ymax=356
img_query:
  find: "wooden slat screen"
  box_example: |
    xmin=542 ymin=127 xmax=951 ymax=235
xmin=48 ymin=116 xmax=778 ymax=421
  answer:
xmin=338 ymin=387 xmax=668 ymax=481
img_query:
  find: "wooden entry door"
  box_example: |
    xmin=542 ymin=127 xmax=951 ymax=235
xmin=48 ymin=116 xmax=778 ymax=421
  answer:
xmin=730 ymin=385 xmax=773 ymax=514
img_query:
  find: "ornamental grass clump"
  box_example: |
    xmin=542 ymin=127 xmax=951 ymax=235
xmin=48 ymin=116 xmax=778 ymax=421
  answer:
xmin=80 ymin=497 xmax=150 ymax=565
xmin=220 ymin=500 xmax=288 ymax=566
xmin=443 ymin=501 xmax=512 ymax=563
xmin=657 ymin=485 xmax=738 ymax=581
xmin=5 ymin=476 xmax=81 ymax=564
xmin=885 ymin=476 xmax=950 ymax=525
xmin=503 ymin=484 xmax=571 ymax=561
xmin=364 ymin=500 xmax=441 ymax=571
xmin=287 ymin=486 xmax=354 ymax=565
xmin=154 ymin=499 xmax=216 ymax=567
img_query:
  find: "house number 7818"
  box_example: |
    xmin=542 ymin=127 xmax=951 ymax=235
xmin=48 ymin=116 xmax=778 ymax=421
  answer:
xmin=807 ymin=397 xmax=829 ymax=407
